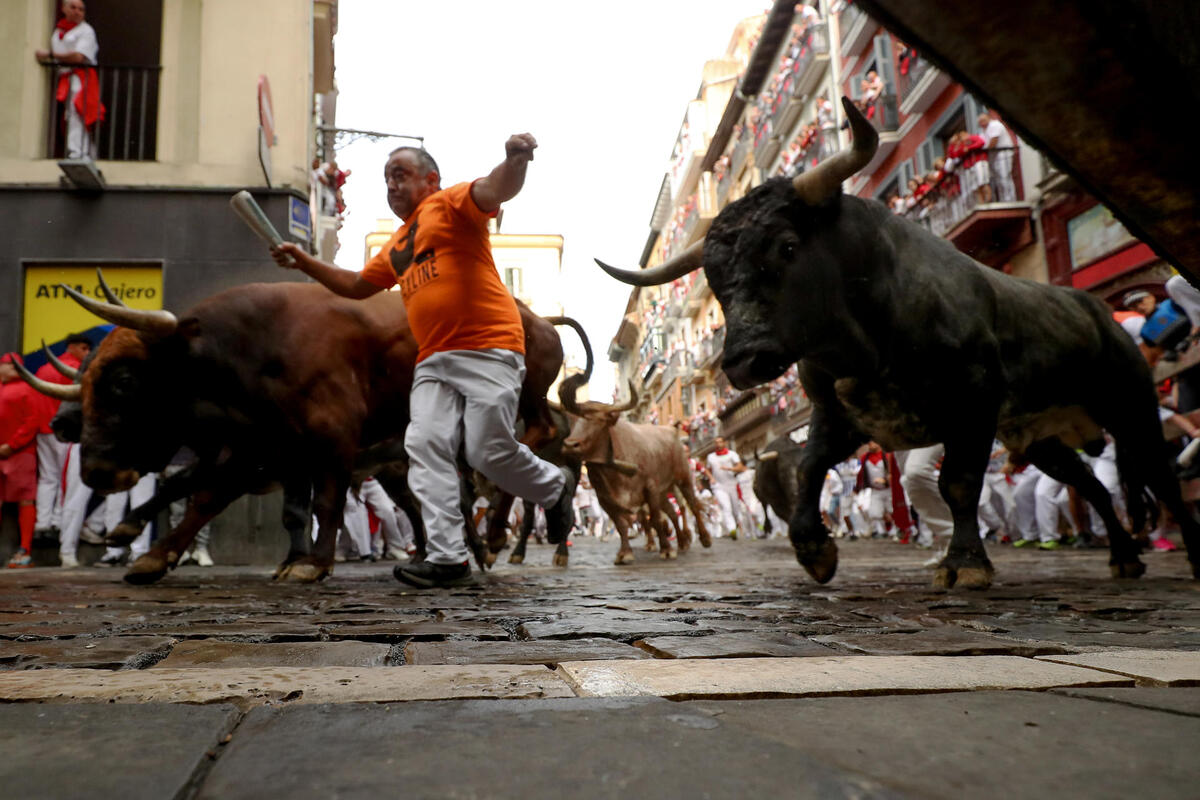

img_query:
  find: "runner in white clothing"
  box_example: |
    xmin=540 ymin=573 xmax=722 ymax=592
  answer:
xmin=704 ymin=437 xmax=746 ymax=538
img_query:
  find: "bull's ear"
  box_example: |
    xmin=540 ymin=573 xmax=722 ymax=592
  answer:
xmin=607 ymin=410 xmax=623 ymax=425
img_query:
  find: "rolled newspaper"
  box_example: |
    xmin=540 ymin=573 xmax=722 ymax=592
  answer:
xmin=230 ymin=190 xmax=293 ymax=265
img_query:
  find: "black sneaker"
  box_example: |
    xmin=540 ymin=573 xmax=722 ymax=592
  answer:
xmin=545 ymin=466 xmax=576 ymax=544
xmin=393 ymin=560 xmax=474 ymax=589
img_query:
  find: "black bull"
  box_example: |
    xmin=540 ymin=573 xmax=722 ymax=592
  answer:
xmin=20 ymin=278 xmax=582 ymax=583
xmin=597 ymin=96 xmax=1200 ymax=589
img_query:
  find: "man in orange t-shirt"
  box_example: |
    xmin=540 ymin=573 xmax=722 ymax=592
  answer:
xmin=272 ymin=134 xmax=574 ymax=588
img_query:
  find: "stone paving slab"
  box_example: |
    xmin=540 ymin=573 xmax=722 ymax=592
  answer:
xmin=155 ymin=640 xmax=392 ymax=668
xmin=635 ymin=631 xmax=835 ymax=659
xmin=323 ymin=620 xmax=509 ymax=643
xmin=0 ymin=665 xmax=573 ymax=706
xmin=813 ymin=626 xmax=1074 ymax=657
xmin=686 ymin=692 xmax=1200 ymax=800
xmin=517 ymin=617 xmax=712 ymax=641
xmin=1051 ymin=687 xmax=1200 ymax=716
xmin=404 ymin=638 xmax=650 ymax=665
xmin=198 ymin=699 xmax=894 ymax=800
xmin=558 ymin=655 xmax=1132 ymax=699
xmin=1038 ymin=649 xmax=1200 ymax=686
xmin=0 ymin=703 xmax=239 ymax=800
xmin=0 ymin=635 xmax=176 ymax=670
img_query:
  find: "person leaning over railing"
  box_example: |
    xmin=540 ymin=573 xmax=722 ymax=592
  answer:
xmin=35 ymin=0 xmax=105 ymax=160
xmin=979 ymin=111 xmax=1016 ymax=202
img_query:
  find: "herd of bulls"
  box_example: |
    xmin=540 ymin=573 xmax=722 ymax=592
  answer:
xmin=14 ymin=96 xmax=1200 ymax=591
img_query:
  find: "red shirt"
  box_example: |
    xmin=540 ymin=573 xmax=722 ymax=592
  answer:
xmin=0 ymin=380 xmax=40 ymax=455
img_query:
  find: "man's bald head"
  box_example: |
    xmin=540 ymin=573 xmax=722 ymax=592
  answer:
xmin=62 ymin=0 xmax=86 ymax=23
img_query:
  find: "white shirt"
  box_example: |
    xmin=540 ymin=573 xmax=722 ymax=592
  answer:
xmin=983 ymin=119 xmax=1013 ymax=150
xmin=51 ymin=21 xmax=99 ymax=65
xmin=1119 ymin=313 xmax=1146 ymax=345
xmin=706 ymin=449 xmax=742 ymax=489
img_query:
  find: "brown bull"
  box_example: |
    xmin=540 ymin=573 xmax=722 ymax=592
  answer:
xmin=20 ymin=274 xmax=569 ymax=583
xmin=560 ymin=381 xmax=711 ymax=564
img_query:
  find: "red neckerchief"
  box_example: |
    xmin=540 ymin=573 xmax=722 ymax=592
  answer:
xmin=714 ymin=447 xmax=729 ymax=456
xmin=865 ymin=451 xmax=884 ymax=465
xmin=56 ymin=18 xmax=78 ymax=39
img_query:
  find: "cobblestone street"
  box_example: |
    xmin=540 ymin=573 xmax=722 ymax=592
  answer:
xmin=2 ymin=536 xmax=1198 ymax=798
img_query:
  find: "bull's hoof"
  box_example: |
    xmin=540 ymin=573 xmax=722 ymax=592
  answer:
xmin=484 ymin=550 xmax=498 ymax=567
xmin=105 ymin=522 xmax=142 ymax=546
xmin=1110 ymin=559 xmax=1146 ymax=579
xmin=508 ymin=551 xmax=525 ymax=565
xmin=955 ymin=566 xmax=995 ymax=590
xmin=795 ymin=539 xmax=838 ymax=584
xmin=614 ymin=550 xmax=635 ymax=565
xmin=123 ymin=554 xmax=168 ymax=585
xmin=932 ymin=567 xmax=954 ymax=590
xmin=699 ymin=532 xmax=713 ymax=548
xmin=661 ymin=549 xmax=677 ymax=560
xmin=552 ymin=552 xmax=569 ymax=567
xmin=644 ymin=540 xmax=657 ymax=552
xmin=278 ymin=561 xmax=331 ymax=583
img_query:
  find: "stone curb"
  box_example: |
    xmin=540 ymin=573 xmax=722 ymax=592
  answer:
xmin=555 ymin=655 xmax=1135 ymax=699
xmin=1036 ymin=649 xmax=1200 ymax=686
xmin=0 ymin=655 xmax=1165 ymax=706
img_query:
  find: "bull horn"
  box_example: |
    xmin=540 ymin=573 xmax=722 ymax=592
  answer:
xmin=759 ymin=450 xmax=779 ymax=461
xmin=11 ymin=357 xmax=81 ymax=401
xmin=594 ymin=240 xmax=704 ymax=288
xmin=558 ymin=372 xmax=584 ymax=417
xmin=612 ymin=379 xmax=639 ymax=413
xmin=95 ymin=268 xmax=127 ymax=307
xmin=60 ymin=283 xmax=178 ymax=337
xmin=792 ymin=96 xmax=879 ymax=205
xmin=41 ymin=340 xmax=79 ymax=380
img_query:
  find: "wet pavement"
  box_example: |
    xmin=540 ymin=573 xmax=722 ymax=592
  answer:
xmin=1 ymin=536 xmax=1198 ymax=798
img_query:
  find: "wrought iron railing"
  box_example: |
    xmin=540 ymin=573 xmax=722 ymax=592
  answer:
xmin=901 ymin=146 xmax=1022 ymax=236
xmin=896 ymin=52 xmax=933 ymax=101
xmin=44 ymin=62 xmax=161 ymax=161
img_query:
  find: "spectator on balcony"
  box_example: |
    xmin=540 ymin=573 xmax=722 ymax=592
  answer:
xmin=896 ymin=41 xmax=918 ymax=78
xmin=956 ymin=129 xmax=991 ymax=204
xmin=887 ymin=193 xmax=905 ymax=215
xmin=36 ymin=0 xmax=104 ymax=160
xmin=979 ymin=112 xmax=1016 ymax=202
xmin=859 ymin=70 xmax=884 ymax=119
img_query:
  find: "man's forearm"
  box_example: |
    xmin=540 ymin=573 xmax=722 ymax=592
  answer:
xmin=294 ymin=251 xmax=372 ymax=298
xmin=482 ymin=157 xmax=528 ymax=206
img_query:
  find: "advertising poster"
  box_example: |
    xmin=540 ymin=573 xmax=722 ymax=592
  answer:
xmin=21 ymin=265 xmax=163 ymax=370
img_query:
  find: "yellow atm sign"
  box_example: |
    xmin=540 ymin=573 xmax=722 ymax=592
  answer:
xmin=22 ymin=265 xmax=163 ymax=355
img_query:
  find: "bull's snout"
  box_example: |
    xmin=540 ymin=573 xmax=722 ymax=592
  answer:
xmin=722 ymin=348 xmax=793 ymax=390
xmin=82 ymin=463 xmax=141 ymax=494
xmin=561 ymin=438 xmax=583 ymax=457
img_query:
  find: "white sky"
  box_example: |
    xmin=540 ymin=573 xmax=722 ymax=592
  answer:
xmin=331 ymin=1 xmax=768 ymax=399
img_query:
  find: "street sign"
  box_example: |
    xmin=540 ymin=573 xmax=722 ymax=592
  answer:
xmin=288 ymin=196 xmax=312 ymax=242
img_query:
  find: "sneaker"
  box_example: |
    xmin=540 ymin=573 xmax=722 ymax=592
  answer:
xmin=545 ymin=466 xmax=576 ymax=545
xmin=6 ymin=548 xmax=32 ymax=569
xmin=194 ymin=546 xmax=214 ymax=567
xmin=393 ymin=560 xmax=474 ymax=589
xmin=59 ymin=552 xmax=79 ymax=569
xmin=96 ymin=551 xmax=127 ymax=567
xmin=1152 ymin=537 xmax=1178 ymax=552
xmin=177 ymin=549 xmax=196 ymax=566
xmin=380 ymin=549 xmax=405 ymax=561
xmin=1012 ymin=538 xmax=1035 ymax=548
xmin=33 ymin=527 xmax=59 ymax=547
xmin=1037 ymin=540 xmax=1061 ymax=551
xmin=79 ymin=525 xmax=106 ymax=545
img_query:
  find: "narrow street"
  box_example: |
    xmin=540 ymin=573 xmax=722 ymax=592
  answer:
xmin=3 ymin=537 xmax=1198 ymax=798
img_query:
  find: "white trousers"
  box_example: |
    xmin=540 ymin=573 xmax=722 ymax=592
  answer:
xmin=1034 ymin=473 xmax=1076 ymax=543
xmin=64 ymin=74 xmax=91 ymax=159
xmin=978 ymin=471 xmax=1014 ymax=537
xmin=897 ymin=445 xmax=953 ymax=541
xmin=35 ymin=433 xmax=70 ymax=530
xmin=101 ymin=474 xmax=156 ymax=559
xmin=58 ymin=444 xmax=103 ymax=558
xmin=337 ymin=490 xmax=373 ymax=558
xmin=405 ymin=349 xmax=564 ymax=565
xmin=1082 ymin=443 xmax=1124 ymax=535
xmin=711 ymin=484 xmax=738 ymax=535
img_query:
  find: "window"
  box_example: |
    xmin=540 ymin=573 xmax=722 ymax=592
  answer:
xmin=503 ymin=267 xmax=522 ymax=295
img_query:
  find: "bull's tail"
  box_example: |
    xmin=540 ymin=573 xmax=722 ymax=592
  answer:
xmin=544 ymin=316 xmax=593 ymax=405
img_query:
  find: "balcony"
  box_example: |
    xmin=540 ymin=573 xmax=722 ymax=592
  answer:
xmin=43 ymin=63 xmax=161 ymax=161
xmin=685 ymin=270 xmax=709 ymax=314
xmin=790 ymin=22 xmax=830 ymax=102
xmin=858 ymin=93 xmax=901 ymax=174
xmin=719 ymin=386 xmax=774 ymax=438
xmin=903 ymin=148 xmax=1034 ymax=268
xmin=729 ymin=124 xmax=754 ymax=182
xmin=697 ymin=325 xmax=726 ymax=370
xmin=839 ymin=4 xmax=874 ymax=59
xmin=898 ymin=55 xmax=953 ymax=117
xmin=688 ymin=416 xmax=720 ymax=454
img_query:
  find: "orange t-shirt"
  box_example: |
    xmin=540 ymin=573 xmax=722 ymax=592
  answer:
xmin=361 ymin=181 xmax=524 ymax=362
